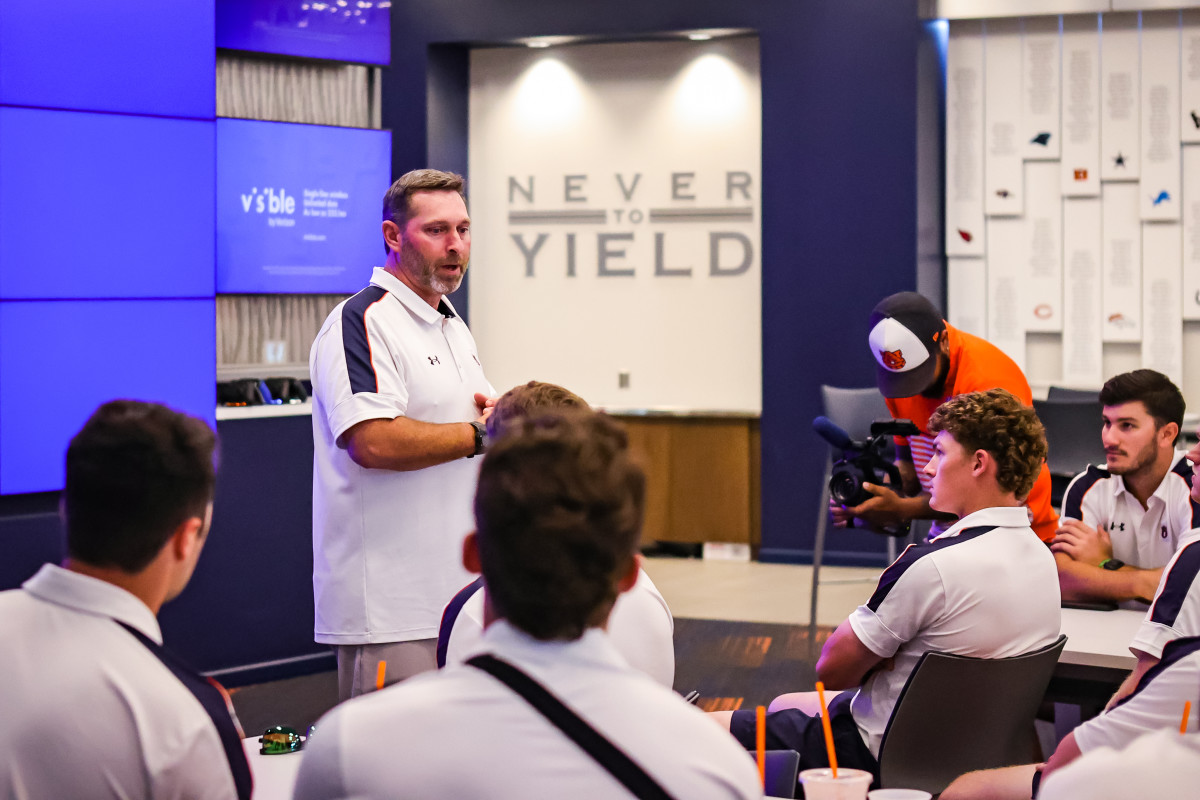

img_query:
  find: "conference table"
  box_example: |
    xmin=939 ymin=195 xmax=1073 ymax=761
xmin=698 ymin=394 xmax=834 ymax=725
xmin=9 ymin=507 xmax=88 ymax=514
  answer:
xmin=240 ymin=608 xmax=1144 ymax=799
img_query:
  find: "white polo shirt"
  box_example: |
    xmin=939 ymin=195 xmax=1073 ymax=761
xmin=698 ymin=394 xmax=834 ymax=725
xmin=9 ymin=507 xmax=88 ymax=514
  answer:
xmin=1074 ymin=636 xmax=1200 ymax=753
xmin=310 ymin=267 xmax=493 ymax=644
xmin=1061 ymin=452 xmax=1200 ymax=573
xmin=293 ymin=620 xmax=762 ymax=800
xmin=1039 ymin=728 xmax=1200 ymax=800
xmin=1131 ymin=531 xmax=1200 ymax=658
xmin=848 ymin=506 xmax=1062 ymax=756
xmin=0 ymin=564 xmax=246 ymax=800
xmin=442 ymin=568 xmax=676 ymax=688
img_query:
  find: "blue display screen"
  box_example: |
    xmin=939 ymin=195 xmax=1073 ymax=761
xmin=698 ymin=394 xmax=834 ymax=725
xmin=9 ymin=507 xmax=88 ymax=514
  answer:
xmin=216 ymin=118 xmax=391 ymax=294
xmin=0 ymin=299 xmax=216 ymax=495
xmin=0 ymin=108 xmax=215 ymax=300
xmin=216 ymin=0 xmax=390 ymax=65
xmin=0 ymin=0 xmax=214 ymax=119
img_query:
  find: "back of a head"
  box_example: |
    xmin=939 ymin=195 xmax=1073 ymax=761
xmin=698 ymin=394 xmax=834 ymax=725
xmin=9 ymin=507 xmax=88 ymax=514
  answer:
xmin=486 ymin=380 xmax=589 ymax=440
xmin=928 ymin=388 xmax=1047 ymax=499
xmin=474 ymin=409 xmax=644 ymax=641
xmin=1099 ymin=369 xmax=1185 ymax=432
xmin=65 ymin=400 xmax=217 ymax=573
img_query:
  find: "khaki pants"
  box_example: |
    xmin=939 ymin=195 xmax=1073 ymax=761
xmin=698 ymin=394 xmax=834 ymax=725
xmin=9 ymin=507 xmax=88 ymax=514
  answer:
xmin=334 ymin=638 xmax=438 ymax=701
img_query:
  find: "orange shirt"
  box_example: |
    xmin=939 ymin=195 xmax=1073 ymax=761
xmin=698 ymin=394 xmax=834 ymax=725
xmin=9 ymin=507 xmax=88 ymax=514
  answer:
xmin=885 ymin=324 xmax=1058 ymax=542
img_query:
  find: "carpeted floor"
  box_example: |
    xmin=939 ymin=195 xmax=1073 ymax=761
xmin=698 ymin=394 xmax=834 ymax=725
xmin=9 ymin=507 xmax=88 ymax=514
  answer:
xmin=228 ymin=618 xmax=833 ymax=737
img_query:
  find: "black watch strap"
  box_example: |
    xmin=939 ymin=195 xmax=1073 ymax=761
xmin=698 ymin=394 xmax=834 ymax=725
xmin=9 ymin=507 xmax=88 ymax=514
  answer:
xmin=469 ymin=420 xmax=487 ymax=458
xmin=1101 ymin=558 xmax=1125 ymax=571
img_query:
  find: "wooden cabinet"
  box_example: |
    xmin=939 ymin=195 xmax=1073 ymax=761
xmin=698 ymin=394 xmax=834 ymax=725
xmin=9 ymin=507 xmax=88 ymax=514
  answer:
xmin=615 ymin=415 xmax=761 ymax=548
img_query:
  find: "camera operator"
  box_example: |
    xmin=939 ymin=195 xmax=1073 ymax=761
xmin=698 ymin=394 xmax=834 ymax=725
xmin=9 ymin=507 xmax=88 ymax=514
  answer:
xmin=832 ymin=292 xmax=1058 ymax=542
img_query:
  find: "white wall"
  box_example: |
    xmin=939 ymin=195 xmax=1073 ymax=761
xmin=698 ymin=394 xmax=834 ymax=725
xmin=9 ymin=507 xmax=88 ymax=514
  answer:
xmin=468 ymin=38 xmax=762 ymax=412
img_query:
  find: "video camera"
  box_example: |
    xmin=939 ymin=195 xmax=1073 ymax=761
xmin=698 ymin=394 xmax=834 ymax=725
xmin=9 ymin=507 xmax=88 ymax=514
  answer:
xmin=813 ymin=416 xmax=921 ymax=536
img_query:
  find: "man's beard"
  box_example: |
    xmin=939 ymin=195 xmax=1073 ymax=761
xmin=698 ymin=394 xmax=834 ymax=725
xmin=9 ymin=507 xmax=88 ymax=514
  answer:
xmin=1108 ymin=437 xmax=1159 ymax=477
xmin=400 ymin=239 xmax=466 ymax=296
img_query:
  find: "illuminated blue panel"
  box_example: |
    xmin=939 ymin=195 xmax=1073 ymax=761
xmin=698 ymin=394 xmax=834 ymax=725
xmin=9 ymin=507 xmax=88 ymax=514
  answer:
xmin=216 ymin=0 xmax=389 ymax=65
xmin=0 ymin=0 xmax=214 ymax=118
xmin=0 ymin=299 xmax=216 ymax=495
xmin=0 ymin=108 xmax=215 ymax=300
xmin=217 ymin=118 xmax=391 ymax=294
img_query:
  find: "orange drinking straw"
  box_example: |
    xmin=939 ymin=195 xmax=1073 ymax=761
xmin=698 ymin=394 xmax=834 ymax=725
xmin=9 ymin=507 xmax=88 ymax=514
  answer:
xmin=815 ymin=681 xmax=839 ymax=778
xmin=756 ymin=705 xmax=766 ymax=786
xmin=1182 ymin=701 xmax=1191 ymax=733
xmin=375 ymin=660 xmax=388 ymax=691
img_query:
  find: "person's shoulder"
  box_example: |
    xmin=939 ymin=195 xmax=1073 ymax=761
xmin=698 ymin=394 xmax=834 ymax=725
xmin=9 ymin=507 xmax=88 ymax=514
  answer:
xmin=947 ymin=327 xmax=1031 ymax=396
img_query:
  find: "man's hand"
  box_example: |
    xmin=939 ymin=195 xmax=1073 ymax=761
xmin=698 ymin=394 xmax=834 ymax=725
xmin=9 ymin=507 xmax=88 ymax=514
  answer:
xmin=845 ymin=482 xmax=912 ymax=529
xmin=1051 ymin=519 xmax=1112 ymax=566
xmin=474 ymin=392 xmax=496 ymax=424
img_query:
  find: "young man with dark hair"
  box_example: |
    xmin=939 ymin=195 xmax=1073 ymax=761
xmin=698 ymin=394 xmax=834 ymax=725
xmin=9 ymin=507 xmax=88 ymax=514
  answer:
xmin=438 ymin=381 xmax=676 ymax=687
xmin=721 ymin=389 xmax=1061 ymax=787
xmin=310 ymin=168 xmax=496 ymax=699
xmin=1053 ymin=369 xmax=1199 ymax=607
xmin=295 ymin=410 xmax=761 ymax=800
xmin=835 ymin=292 xmax=1058 ymax=541
xmin=0 ymin=400 xmax=251 ymax=800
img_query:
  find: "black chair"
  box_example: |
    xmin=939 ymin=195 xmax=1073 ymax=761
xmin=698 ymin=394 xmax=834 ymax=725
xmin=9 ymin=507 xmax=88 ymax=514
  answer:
xmin=1046 ymin=385 xmax=1099 ymax=402
xmin=763 ymin=749 xmax=801 ymax=798
xmin=809 ymin=386 xmax=898 ymax=655
xmin=876 ymin=635 xmax=1068 ymax=795
xmin=1032 ymin=399 xmax=1106 ymax=509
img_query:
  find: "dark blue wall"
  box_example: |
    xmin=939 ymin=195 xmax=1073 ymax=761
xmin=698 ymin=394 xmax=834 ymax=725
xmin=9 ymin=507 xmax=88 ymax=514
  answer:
xmin=385 ymin=0 xmax=929 ymax=564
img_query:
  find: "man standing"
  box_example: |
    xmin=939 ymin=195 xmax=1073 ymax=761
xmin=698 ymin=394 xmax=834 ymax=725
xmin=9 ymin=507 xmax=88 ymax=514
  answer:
xmin=1054 ymin=370 xmax=1199 ymax=607
xmin=310 ymin=169 xmax=494 ymax=699
xmin=834 ymin=292 xmax=1058 ymax=541
xmin=295 ymin=410 xmax=761 ymax=800
xmin=0 ymin=401 xmax=251 ymax=800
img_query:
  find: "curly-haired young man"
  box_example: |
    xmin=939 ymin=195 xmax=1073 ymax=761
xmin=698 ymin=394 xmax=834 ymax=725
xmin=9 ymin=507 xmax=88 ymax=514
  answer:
xmin=718 ymin=389 xmax=1062 ymax=789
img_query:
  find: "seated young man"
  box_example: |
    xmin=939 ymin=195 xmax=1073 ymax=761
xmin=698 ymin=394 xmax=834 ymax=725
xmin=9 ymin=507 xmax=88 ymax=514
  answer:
xmin=1053 ymin=370 xmax=1199 ymax=607
xmin=942 ymin=634 xmax=1200 ymax=800
xmin=1036 ymin=728 xmax=1200 ymax=800
xmin=295 ymin=410 xmax=761 ymax=800
xmin=0 ymin=401 xmax=251 ymax=800
xmin=1105 ymin=423 xmax=1200 ymax=708
xmin=437 ymin=380 xmax=675 ymax=688
xmin=719 ymin=389 xmax=1062 ymax=784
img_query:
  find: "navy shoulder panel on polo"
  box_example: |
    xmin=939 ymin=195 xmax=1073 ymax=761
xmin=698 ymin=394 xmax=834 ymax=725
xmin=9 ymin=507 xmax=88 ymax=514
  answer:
xmin=341 ymin=285 xmax=389 ymax=395
xmin=116 ymin=622 xmax=253 ymax=800
xmin=866 ymin=526 xmax=995 ymax=612
xmin=1113 ymin=635 xmax=1200 ymax=712
xmin=1063 ymin=465 xmax=1111 ymax=520
xmin=1169 ymin=456 xmax=1200 ymax=528
xmin=436 ymin=576 xmax=484 ymax=668
xmin=1149 ymin=539 xmax=1200 ymax=628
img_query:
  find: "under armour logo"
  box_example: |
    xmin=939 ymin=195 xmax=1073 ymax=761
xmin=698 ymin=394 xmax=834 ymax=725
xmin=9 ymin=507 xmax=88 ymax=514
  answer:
xmin=1109 ymin=522 xmax=1125 ymax=532
xmin=427 ymin=355 xmax=440 ymax=365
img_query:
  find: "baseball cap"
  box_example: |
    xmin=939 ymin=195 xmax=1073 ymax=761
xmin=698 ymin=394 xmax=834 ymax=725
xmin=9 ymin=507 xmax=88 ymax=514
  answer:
xmin=868 ymin=292 xmax=946 ymax=398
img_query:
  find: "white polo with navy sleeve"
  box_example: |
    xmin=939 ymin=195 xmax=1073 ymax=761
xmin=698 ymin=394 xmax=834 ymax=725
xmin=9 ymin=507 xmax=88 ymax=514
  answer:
xmin=1130 ymin=531 xmax=1200 ymax=658
xmin=848 ymin=505 xmax=1061 ymax=756
xmin=310 ymin=267 xmax=494 ymax=645
xmin=0 ymin=564 xmax=248 ymax=800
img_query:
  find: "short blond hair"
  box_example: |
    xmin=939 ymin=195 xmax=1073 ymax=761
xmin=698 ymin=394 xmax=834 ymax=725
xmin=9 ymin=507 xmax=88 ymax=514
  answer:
xmin=928 ymin=388 xmax=1047 ymax=499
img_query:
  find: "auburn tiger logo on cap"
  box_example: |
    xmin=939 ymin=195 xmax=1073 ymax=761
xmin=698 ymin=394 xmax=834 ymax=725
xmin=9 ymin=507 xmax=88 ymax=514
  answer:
xmin=880 ymin=349 xmax=906 ymax=370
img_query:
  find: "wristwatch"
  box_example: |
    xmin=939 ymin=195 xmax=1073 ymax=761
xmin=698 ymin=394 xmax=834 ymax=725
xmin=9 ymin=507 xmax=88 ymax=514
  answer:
xmin=1100 ymin=558 xmax=1125 ymax=571
xmin=468 ymin=421 xmax=488 ymax=458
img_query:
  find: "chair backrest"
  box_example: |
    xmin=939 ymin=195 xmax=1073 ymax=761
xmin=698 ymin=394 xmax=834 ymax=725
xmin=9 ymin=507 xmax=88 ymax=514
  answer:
xmin=1032 ymin=399 xmax=1106 ymax=478
xmin=763 ymin=749 xmax=801 ymax=798
xmin=876 ymin=635 xmax=1067 ymax=795
xmin=820 ymin=386 xmax=892 ymax=443
xmin=1047 ymin=385 xmax=1099 ymax=402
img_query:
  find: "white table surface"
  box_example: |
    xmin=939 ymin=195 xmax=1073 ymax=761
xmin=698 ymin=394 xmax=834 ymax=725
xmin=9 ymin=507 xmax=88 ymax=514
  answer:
xmin=243 ymin=737 xmax=305 ymax=800
xmin=1058 ymin=607 xmax=1144 ymax=671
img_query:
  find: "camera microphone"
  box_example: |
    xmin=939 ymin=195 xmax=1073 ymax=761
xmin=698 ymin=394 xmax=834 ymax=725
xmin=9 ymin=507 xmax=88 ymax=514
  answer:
xmin=812 ymin=416 xmax=856 ymax=451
